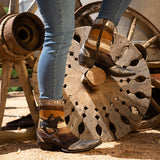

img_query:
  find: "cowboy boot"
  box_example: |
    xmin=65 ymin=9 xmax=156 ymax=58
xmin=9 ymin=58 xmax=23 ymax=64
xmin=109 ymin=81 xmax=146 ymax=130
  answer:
xmin=37 ymin=99 xmax=101 ymax=153
xmin=79 ymin=17 xmax=135 ymax=77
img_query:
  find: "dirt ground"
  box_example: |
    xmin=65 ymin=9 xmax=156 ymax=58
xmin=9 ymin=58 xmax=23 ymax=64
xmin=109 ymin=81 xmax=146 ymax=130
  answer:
xmin=0 ymin=91 xmax=160 ymax=160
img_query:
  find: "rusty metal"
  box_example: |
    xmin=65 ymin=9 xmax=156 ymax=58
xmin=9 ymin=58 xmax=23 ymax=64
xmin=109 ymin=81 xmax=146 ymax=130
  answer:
xmin=0 ymin=12 xmax=44 ymax=61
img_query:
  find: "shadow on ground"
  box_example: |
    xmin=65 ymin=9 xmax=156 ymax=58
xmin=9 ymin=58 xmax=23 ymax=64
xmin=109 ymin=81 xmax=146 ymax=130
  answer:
xmin=0 ymin=130 xmax=160 ymax=159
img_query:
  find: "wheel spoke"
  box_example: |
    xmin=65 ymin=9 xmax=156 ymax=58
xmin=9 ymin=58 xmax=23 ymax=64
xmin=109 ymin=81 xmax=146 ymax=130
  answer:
xmin=0 ymin=60 xmax=13 ymax=128
xmin=0 ymin=3 xmax=6 ymax=18
xmin=147 ymin=61 xmax=160 ymax=69
xmin=8 ymin=0 xmax=19 ymax=14
xmin=26 ymin=0 xmax=38 ymax=13
xmin=75 ymin=0 xmax=82 ymax=10
xmin=127 ymin=17 xmax=137 ymax=41
xmin=14 ymin=60 xmax=38 ymax=125
xmin=151 ymin=76 xmax=160 ymax=89
xmin=150 ymin=97 xmax=160 ymax=113
xmin=143 ymin=35 xmax=159 ymax=49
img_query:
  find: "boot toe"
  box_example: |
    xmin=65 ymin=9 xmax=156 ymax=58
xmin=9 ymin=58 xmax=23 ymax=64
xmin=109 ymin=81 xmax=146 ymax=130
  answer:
xmin=107 ymin=65 xmax=135 ymax=77
xmin=62 ymin=139 xmax=102 ymax=153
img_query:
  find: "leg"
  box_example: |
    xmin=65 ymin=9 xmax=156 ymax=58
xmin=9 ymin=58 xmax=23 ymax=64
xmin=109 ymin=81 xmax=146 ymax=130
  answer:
xmin=37 ymin=0 xmax=74 ymax=100
xmin=98 ymin=0 xmax=131 ymax=26
xmin=79 ymin=0 xmax=135 ymax=77
xmin=36 ymin=0 xmax=101 ymax=152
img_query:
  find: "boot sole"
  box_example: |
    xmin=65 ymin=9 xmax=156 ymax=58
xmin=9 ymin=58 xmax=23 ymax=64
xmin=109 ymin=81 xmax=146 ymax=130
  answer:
xmin=38 ymin=140 xmax=102 ymax=153
xmin=38 ymin=141 xmax=61 ymax=151
xmin=79 ymin=54 xmax=135 ymax=77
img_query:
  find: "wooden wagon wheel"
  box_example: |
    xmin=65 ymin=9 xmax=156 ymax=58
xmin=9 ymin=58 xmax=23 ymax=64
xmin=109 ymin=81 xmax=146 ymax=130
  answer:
xmin=33 ymin=26 xmax=151 ymax=141
xmin=74 ymin=1 xmax=160 ymax=114
xmin=32 ymin=2 xmax=156 ymax=141
xmin=0 ymin=0 xmax=42 ymax=129
xmin=63 ymin=27 xmax=151 ymax=141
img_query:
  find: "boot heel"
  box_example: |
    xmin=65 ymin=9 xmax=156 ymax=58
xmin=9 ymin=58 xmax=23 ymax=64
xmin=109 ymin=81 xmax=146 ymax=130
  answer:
xmin=38 ymin=142 xmax=53 ymax=151
xmin=38 ymin=142 xmax=61 ymax=151
xmin=78 ymin=54 xmax=95 ymax=68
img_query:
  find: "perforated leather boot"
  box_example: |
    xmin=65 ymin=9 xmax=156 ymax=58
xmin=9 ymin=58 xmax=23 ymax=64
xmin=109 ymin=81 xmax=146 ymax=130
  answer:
xmin=79 ymin=17 xmax=135 ymax=77
xmin=37 ymin=99 xmax=101 ymax=153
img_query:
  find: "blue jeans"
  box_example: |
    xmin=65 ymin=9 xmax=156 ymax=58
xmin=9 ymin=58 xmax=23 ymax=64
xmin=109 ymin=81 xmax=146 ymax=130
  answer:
xmin=36 ymin=0 xmax=131 ymax=100
xmin=98 ymin=0 xmax=131 ymax=26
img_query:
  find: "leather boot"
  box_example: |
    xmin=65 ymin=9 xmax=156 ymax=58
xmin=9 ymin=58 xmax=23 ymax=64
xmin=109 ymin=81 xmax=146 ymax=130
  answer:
xmin=37 ymin=99 xmax=101 ymax=153
xmin=79 ymin=17 xmax=135 ymax=77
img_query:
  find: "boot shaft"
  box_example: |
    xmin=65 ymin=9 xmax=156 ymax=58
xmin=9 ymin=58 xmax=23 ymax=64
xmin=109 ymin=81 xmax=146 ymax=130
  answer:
xmin=85 ymin=18 xmax=114 ymax=54
xmin=39 ymin=99 xmax=64 ymax=121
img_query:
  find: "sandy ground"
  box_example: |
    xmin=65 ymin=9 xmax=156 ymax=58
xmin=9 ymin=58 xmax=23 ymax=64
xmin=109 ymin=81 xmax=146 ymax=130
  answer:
xmin=0 ymin=91 xmax=160 ymax=160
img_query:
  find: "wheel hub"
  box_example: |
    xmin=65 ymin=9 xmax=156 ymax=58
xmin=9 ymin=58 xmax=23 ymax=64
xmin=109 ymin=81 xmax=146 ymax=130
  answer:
xmin=0 ymin=12 xmax=44 ymax=61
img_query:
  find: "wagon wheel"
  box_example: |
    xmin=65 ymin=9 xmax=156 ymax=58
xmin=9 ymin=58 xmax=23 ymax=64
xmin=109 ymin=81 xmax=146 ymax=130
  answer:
xmin=61 ymin=27 xmax=151 ymax=141
xmin=0 ymin=0 xmax=43 ymax=129
xmin=33 ymin=26 xmax=151 ymax=141
xmin=74 ymin=1 xmax=160 ymax=114
xmin=32 ymin=2 xmax=155 ymax=140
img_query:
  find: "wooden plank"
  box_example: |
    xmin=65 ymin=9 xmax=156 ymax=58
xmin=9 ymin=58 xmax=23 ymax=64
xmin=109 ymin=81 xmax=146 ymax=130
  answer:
xmin=8 ymin=0 xmax=19 ymax=14
xmin=26 ymin=0 xmax=38 ymax=13
xmin=0 ymin=60 xmax=13 ymax=128
xmin=14 ymin=60 xmax=38 ymax=125
xmin=0 ymin=127 xmax=36 ymax=144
